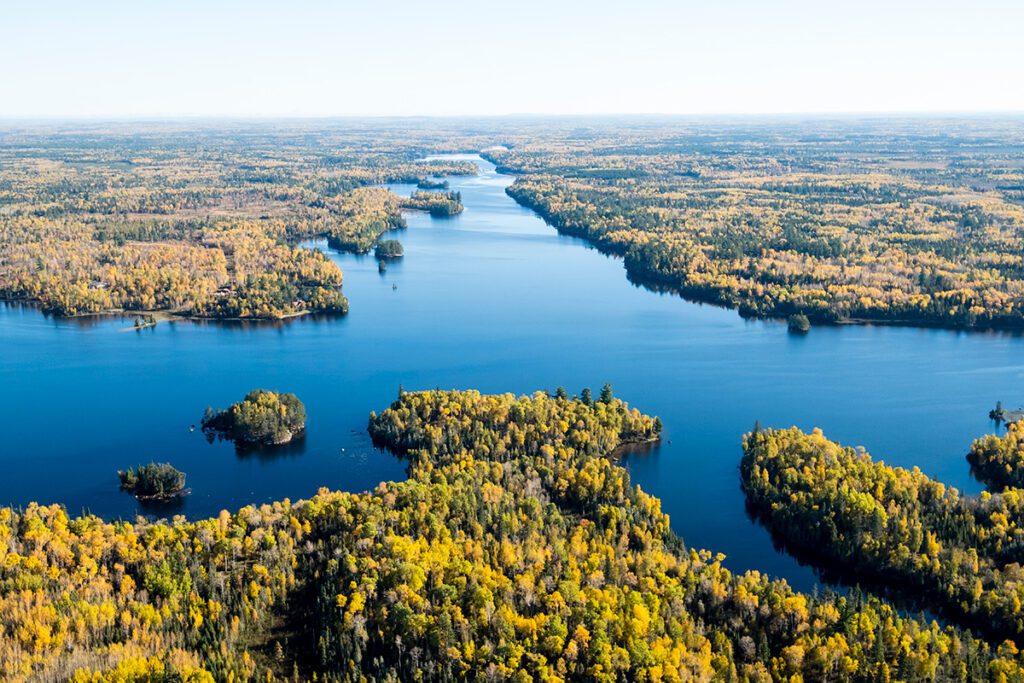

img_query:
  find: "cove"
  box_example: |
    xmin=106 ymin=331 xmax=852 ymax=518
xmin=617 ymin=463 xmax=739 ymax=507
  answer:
xmin=2 ymin=154 xmax=1022 ymax=593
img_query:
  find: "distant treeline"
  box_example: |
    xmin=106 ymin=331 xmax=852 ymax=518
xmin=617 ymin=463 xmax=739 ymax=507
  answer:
xmin=489 ymin=120 xmax=1024 ymax=330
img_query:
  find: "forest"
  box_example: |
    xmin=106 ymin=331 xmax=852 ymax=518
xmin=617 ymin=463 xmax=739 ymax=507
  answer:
xmin=968 ymin=420 xmax=1024 ymax=490
xmin=6 ymin=118 xmax=1024 ymax=328
xmin=0 ymin=124 xmax=477 ymax=319
xmin=3 ymin=389 xmax=1024 ymax=681
xmin=741 ymin=422 xmax=1024 ymax=646
xmin=485 ymin=118 xmax=1024 ymax=329
xmin=7 ymin=119 xmax=1024 ymax=681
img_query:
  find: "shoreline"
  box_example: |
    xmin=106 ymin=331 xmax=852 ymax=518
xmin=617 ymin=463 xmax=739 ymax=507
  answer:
xmin=0 ymin=295 xmax=341 ymax=326
xmin=133 ymin=487 xmax=192 ymax=503
xmin=610 ymin=435 xmax=662 ymax=459
xmin=495 ymin=182 xmax=1024 ymax=336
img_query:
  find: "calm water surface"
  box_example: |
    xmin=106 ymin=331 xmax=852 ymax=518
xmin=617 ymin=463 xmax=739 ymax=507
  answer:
xmin=2 ymin=155 xmax=1022 ymax=592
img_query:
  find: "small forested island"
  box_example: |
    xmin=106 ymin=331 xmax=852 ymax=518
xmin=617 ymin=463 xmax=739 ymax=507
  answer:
xmin=117 ymin=462 xmax=187 ymax=500
xmin=400 ymin=190 xmax=463 ymax=217
xmin=787 ymin=313 xmax=810 ymax=333
xmin=202 ymin=389 xmax=306 ymax=446
xmin=416 ymin=177 xmax=449 ymax=190
xmin=741 ymin=423 xmax=1024 ymax=645
xmin=5 ymin=389 xmax=1024 ymax=680
xmin=374 ymin=239 xmax=404 ymax=260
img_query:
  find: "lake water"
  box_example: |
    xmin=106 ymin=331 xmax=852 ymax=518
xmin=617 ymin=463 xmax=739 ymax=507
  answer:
xmin=2 ymin=154 xmax=1022 ymax=592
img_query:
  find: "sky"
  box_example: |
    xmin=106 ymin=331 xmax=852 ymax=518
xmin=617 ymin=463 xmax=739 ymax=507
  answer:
xmin=1 ymin=0 xmax=1022 ymax=118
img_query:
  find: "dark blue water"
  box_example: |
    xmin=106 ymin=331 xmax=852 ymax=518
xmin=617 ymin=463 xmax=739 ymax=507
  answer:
xmin=2 ymin=154 xmax=1022 ymax=592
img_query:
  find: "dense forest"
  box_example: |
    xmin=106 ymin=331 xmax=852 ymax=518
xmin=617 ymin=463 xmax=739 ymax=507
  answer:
xmin=741 ymin=423 xmax=1024 ymax=646
xmin=0 ymin=124 xmax=476 ymax=319
xmin=3 ymin=390 xmax=1024 ymax=681
xmin=486 ymin=118 xmax=1024 ymax=329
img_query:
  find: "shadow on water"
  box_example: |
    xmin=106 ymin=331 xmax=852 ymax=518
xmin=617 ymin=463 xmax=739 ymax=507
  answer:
xmin=611 ymin=438 xmax=662 ymax=461
xmin=201 ymin=426 xmax=309 ymax=460
xmin=622 ymin=268 xmax=1024 ymax=339
xmin=129 ymin=492 xmax=189 ymax=517
xmin=231 ymin=434 xmax=309 ymax=461
xmin=188 ymin=311 xmax=348 ymax=331
xmin=0 ymin=299 xmax=133 ymax=328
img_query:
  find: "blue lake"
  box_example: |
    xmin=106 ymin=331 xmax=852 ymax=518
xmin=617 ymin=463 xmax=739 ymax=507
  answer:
xmin=2 ymin=154 xmax=1022 ymax=592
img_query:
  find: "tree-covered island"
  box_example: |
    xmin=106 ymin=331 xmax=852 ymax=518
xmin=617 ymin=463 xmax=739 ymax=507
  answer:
xmin=400 ymin=190 xmax=463 ymax=217
xmin=202 ymin=389 xmax=307 ymax=446
xmin=416 ymin=177 xmax=449 ymax=190
xmin=117 ymin=462 xmax=188 ymax=501
xmin=374 ymin=239 xmax=404 ymax=260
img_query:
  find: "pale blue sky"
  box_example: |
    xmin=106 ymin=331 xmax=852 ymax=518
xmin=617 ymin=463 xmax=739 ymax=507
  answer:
xmin=2 ymin=0 xmax=1021 ymax=117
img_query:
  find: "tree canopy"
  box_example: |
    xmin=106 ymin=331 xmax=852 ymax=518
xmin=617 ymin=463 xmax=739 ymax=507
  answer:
xmin=742 ymin=424 xmax=1024 ymax=645
xmin=487 ymin=118 xmax=1024 ymax=330
xmin=3 ymin=390 xmax=1024 ymax=680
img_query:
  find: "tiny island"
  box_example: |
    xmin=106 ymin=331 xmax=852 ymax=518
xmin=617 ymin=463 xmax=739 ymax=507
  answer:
xmin=416 ymin=177 xmax=449 ymax=190
xmin=202 ymin=389 xmax=307 ymax=446
xmin=787 ymin=313 xmax=811 ymax=333
xmin=118 ymin=462 xmax=188 ymax=501
xmin=375 ymin=239 xmax=404 ymax=260
xmin=400 ymin=190 xmax=463 ymax=217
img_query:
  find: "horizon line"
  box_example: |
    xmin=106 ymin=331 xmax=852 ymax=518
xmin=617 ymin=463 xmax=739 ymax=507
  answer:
xmin=2 ymin=110 xmax=1024 ymax=123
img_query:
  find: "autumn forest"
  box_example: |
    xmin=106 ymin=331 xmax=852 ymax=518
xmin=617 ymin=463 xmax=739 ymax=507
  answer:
xmin=3 ymin=117 xmax=1024 ymax=682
